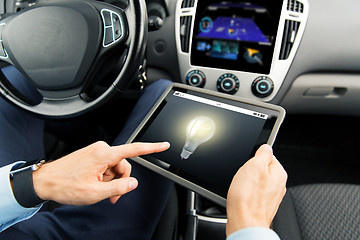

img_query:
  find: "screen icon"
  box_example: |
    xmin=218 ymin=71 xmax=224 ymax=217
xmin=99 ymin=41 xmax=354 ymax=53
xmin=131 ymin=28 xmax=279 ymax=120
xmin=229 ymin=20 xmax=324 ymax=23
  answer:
xmin=228 ymin=28 xmax=235 ymax=35
xmin=199 ymin=17 xmax=213 ymax=33
xmin=212 ymin=40 xmax=222 ymax=52
xmin=243 ymin=48 xmax=263 ymax=65
xmin=197 ymin=41 xmax=207 ymax=51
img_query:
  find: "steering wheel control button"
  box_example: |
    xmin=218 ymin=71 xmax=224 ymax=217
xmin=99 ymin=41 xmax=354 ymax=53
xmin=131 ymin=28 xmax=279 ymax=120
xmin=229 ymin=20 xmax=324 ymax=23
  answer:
xmin=101 ymin=9 xmax=124 ymax=47
xmin=112 ymin=14 xmax=122 ymax=40
xmin=104 ymin=28 xmax=113 ymax=45
xmin=186 ymin=70 xmax=206 ymax=88
xmin=252 ymin=76 xmax=274 ymax=98
xmin=217 ymin=74 xmax=239 ymax=94
xmin=102 ymin=11 xmax=112 ymax=26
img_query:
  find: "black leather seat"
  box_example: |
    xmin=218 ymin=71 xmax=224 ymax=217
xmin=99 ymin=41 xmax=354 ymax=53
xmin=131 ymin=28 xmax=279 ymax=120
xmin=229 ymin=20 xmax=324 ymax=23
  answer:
xmin=273 ymin=184 xmax=360 ymax=240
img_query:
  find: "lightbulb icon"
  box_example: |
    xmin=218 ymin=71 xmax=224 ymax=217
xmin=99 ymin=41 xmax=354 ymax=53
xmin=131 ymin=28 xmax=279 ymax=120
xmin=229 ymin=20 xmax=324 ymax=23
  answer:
xmin=180 ymin=116 xmax=216 ymax=159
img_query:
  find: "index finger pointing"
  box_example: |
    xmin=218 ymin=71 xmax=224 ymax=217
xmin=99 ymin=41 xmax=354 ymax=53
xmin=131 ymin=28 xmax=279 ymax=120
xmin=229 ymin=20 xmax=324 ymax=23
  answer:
xmin=108 ymin=142 xmax=170 ymax=165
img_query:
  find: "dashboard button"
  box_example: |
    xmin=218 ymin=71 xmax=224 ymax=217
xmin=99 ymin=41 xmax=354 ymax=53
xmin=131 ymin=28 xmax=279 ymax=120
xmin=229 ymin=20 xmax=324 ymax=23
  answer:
xmin=252 ymin=76 xmax=274 ymax=98
xmin=186 ymin=70 xmax=206 ymax=88
xmin=190 ymin=75 xmax=200 ymax=85
xmin=217 ymin=73 xmax=239 ymax=94
xmin=222 ymin=78 xmax=234 ymax=91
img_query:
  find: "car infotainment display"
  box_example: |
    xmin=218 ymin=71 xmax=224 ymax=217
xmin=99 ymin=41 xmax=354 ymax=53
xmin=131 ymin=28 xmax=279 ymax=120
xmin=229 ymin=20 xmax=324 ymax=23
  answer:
xmin=127 ymin=84 xmax=285 ymax=206
xmin=191 ymin=0 xmax=283 ymax=74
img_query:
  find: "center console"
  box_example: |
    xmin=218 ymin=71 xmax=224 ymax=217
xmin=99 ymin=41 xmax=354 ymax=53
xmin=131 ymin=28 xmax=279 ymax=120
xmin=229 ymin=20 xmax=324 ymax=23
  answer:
xmin=174 ymin=1 xmax=309 ymax=239
xmin=176 ymin=0 xmax=309 ymax=101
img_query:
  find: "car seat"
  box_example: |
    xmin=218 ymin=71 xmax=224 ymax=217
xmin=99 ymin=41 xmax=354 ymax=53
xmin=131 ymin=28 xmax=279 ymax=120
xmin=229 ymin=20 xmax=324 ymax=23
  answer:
xmin=273 ymin=184 xmax=360 ymax=240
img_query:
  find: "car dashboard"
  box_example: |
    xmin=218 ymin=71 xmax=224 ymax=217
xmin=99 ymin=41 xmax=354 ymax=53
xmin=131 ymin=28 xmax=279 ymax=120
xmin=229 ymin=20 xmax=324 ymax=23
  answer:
xmin=146 ymin=0 xmax=360 ymax=116
xmin=176 ymin=0 xmax=308 ymax=102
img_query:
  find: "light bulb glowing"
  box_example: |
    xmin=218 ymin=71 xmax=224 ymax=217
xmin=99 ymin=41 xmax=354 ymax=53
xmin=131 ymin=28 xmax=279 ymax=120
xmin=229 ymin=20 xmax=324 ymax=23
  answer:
xmin=181 ymin=116 xmax=216 ymax=159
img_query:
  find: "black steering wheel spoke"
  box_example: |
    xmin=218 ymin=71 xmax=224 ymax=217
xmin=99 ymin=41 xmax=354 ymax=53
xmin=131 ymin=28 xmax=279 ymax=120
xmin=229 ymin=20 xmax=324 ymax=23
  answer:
xmin=0 ymin=0 xmax=147 ymax=118
xmin=0 ymin=67 xmax=42 ymax=106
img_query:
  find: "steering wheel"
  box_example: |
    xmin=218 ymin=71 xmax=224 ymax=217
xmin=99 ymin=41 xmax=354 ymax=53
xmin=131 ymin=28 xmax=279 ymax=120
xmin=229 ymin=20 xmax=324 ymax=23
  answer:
xmin=0 ymin=0 xmax=147 ymax=118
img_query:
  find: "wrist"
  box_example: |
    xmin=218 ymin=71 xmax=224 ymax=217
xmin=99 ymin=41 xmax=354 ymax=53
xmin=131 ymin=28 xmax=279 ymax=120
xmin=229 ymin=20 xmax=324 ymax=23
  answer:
xmin=32 ymin=163 xmax=51 ymax=201
xmin=10 ymin=160 xmax=47 ymax=208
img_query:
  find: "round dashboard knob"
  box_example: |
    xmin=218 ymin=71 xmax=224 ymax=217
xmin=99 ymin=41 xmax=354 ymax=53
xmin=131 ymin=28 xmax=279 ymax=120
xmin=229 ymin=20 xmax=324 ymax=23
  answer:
xmin=186 ymin=70 xmax=206 ymax=88
xmin=217 ymin=73 xmax=239 ymax=95
xmin=251 ymin=76 xmax=274 ymax=98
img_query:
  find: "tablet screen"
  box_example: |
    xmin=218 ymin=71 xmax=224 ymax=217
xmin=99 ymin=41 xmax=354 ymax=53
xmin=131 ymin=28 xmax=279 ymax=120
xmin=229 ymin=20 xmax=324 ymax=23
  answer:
xmin=131 ymin=85 xmax=284 ymax=204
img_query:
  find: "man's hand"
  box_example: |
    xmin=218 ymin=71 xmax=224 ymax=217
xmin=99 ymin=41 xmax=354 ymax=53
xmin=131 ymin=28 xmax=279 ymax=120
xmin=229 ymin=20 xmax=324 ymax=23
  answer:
xmin=226 ymin=144 xmax=287 ymax=237
xmin=32 ymin=141 xmax=170 ymax=206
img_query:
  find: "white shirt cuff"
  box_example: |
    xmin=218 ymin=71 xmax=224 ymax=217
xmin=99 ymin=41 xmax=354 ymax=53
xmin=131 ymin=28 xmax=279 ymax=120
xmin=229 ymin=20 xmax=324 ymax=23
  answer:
xmin=0 ymin=162 xmax=42 ymax=232
xmin=227 ymin=227 xmax=280 ymax=240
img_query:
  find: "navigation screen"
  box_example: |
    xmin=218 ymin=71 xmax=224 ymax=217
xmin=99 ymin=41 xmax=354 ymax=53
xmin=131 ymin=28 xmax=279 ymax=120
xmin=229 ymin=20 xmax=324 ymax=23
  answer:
xmin=191 ymin=1 xmax=283 ymax=74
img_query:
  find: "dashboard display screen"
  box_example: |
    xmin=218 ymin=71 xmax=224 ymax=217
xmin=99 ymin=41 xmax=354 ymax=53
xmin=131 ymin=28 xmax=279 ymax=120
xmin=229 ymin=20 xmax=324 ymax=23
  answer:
xmin=191 ymin=0 xmax=283 ymax=74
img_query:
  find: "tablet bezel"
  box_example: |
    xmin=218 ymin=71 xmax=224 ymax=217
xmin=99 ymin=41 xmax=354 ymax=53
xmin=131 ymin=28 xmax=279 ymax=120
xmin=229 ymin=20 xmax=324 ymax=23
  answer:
xmin=126 ymin=83 xmax=285 ymax=207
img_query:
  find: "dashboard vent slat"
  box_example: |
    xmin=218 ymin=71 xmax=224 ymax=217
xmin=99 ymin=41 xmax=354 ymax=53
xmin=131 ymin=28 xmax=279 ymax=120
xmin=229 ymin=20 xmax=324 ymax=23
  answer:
xmin=279 ymin=20 xmax=301 ymax=60
xmin=287 ymin=0 xmax=304 ymax=13
xmin=180 ymin=16 xmax=192 ymax=53
xmin=181 ymin=0 xmax=195 ymax=8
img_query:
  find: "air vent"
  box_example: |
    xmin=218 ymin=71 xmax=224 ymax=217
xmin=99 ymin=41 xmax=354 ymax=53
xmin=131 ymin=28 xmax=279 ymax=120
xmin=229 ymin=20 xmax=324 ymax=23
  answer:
xmin=279 ymin=20 xmax=300 ymax=60
xmin=287 ymin=0 xmax=304 ymax=13
xmin=181 ymin=0 xmax=195 ymax=8
xmin=180 ymin=16 xmax=192 ymax=53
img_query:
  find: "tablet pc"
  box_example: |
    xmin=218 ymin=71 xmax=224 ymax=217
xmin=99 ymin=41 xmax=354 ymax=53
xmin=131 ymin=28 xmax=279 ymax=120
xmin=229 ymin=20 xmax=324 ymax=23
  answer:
xmin=126 ymin=83 xmax=285 ymax=207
